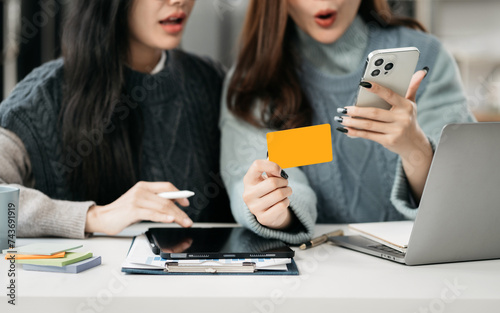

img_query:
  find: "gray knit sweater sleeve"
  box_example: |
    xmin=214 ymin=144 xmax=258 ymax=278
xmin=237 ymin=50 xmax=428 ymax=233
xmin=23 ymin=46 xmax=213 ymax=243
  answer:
xmin=390 ymin=46 xmax=476 ymax=218
xmin=0 ymin=127 xmax=94 ymax=238
xmin=219 ymin=69 xmax=317 ymax=244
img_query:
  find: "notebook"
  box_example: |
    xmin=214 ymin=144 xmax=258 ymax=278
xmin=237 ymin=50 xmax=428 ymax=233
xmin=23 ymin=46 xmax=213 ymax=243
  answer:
xmin=348 ymin=221 xmax=413 ymax=252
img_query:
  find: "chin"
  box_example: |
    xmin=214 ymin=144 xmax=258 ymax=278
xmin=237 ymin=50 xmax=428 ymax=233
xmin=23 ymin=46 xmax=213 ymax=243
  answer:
xmin=154 ymin=33 xmax=182 ymax=50
xmin=309 ymin=27 xmax=346 ymax=45
xmin=157 ymin=39 xmax=182 ymax=50
xmin=312 ymin=32 xmax=342 ymax=44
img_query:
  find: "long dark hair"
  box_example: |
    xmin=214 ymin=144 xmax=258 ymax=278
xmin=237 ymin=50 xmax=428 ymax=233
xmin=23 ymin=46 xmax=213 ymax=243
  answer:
xmin=61 ymin=0 xmax=143 ymax=205
xmin=227 ymin=0 xmax=426 ymax=130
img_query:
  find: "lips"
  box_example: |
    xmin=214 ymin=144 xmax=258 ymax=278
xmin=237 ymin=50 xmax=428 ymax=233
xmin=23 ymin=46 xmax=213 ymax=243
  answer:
xmin=314 ymin=10 xmax=337 ymax=28
xmin=159 ymin=12 xmax=187 ymax=34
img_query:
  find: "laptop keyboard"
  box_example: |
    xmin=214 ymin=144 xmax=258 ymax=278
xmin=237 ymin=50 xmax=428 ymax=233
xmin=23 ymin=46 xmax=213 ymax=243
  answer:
xmin=369 ymin=244 xmax=406 ymax=256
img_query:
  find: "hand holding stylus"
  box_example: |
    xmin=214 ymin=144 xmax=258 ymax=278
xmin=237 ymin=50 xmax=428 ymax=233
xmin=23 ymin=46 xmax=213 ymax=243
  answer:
xmin=85 ymin=182 xmax=193 ymax=235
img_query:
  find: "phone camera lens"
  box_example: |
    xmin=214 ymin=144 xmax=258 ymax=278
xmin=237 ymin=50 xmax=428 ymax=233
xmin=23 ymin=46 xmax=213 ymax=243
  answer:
xmin=384 ymin=63 xmax=394 ymax=70
xmin=371 ymin=69 xmax=380 ymax=77
xmin=375 ymin=59 xmax=384 ymax=66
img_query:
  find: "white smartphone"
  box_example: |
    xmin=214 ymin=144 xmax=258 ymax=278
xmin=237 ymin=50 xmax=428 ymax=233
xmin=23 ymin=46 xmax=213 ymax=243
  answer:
xmin=355 ymin=47 xmax=420 ymax=110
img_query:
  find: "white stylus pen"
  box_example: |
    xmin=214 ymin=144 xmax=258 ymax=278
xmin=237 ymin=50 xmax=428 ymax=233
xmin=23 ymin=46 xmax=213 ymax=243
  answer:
xmin=157 ymin=190 xmax=195 ymax=199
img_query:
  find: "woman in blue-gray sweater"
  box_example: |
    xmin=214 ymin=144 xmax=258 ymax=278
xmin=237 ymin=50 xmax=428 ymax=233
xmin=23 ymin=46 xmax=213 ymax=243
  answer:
xmin=0 ymin=0 xmax=232 ymax=238
xmin=220 ymin=0 xmax=475 ymax=243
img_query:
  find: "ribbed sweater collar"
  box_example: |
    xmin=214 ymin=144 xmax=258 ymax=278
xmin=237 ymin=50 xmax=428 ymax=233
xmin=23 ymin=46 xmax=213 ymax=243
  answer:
xmin=125 ymin=50 xmax=180 ymax=105
xmin=295 ymin=15 xmax=369 ymax=76
xmin=296 ymin=16 xmax=384 ymax=94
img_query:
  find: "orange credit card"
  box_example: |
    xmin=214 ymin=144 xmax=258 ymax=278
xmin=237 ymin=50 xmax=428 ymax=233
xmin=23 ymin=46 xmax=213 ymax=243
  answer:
xmin=267 ymin=124 xmax=333 ymax=169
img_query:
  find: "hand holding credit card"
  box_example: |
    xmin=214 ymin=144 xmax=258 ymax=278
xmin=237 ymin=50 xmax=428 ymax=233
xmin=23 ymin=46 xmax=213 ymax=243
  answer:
xmin=267 ymin=124 xmax=333 ymax=169
xmin=242 ymin=124 xmax=333 ymax=230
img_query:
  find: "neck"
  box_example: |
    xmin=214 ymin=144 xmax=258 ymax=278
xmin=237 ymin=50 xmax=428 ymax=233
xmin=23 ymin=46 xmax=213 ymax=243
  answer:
xmin=128 ymin=40 xmax=163 ymax=73
xmin=295 ymin=15 xmax=369 ymax=76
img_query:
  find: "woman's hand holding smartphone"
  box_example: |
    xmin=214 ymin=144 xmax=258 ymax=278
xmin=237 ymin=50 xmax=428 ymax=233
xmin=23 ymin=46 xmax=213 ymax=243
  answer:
xmin=335 ymin=47 xmax=434 ymax=201
xmin=335 ymin=47 xmax=430 ymax=157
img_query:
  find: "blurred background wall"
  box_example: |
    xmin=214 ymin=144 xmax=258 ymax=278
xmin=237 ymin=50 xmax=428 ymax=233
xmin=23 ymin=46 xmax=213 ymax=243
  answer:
xmin=1 ymin=0 xmax=500 ymax=120
xmin=419 ymin=0 xmax=500 ymax=121
xmin=1 ymin=0 xmax=64 ymax=99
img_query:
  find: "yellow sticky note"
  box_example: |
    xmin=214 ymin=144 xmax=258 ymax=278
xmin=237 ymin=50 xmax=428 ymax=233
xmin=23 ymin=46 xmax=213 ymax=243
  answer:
xmin=267 ymin=124 xmax=333 ymax=169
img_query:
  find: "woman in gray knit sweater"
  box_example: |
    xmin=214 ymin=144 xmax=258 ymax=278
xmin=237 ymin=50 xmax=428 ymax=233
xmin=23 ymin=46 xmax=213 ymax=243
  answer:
xmin=0 ymin=0 xmax=232 ymax=238
xmin=220 ymin=0 xmax=475 ymax=243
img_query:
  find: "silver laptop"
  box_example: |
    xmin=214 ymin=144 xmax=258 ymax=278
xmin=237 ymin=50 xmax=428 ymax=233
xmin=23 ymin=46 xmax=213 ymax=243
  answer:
xmin=331 ymin=123 xmax=500 ymax=265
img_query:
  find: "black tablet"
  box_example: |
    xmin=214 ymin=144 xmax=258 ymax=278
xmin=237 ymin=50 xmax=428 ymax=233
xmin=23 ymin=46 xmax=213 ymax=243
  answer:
xmin=147 ymin=227 xmax=295 ymax=259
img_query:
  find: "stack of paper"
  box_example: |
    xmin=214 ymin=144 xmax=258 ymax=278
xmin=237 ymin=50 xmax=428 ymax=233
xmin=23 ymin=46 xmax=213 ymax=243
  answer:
xmin=348 ymin=221 xmax=414 ymax=252
xmin=4 ymin=243 xmax=101 ymax=274
xmin=122 ymin=234 xmax=291 ymax=272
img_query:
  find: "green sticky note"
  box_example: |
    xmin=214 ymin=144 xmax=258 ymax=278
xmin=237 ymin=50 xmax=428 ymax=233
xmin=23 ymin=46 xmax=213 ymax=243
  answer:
xmin=3 ymin=243 xmax=83 ymax=256
xmin=15 ymin=251 xmax=93 ymax=267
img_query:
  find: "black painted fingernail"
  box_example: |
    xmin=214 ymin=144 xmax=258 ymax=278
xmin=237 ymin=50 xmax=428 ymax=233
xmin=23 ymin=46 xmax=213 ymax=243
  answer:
xmin=334 ymin=116 xmax=343 ymax=123
xmin=336 ymin=127 xmax=348 ymax=134
xmin=422 ymin=66 xmax=430 ymax=77
xmin=359 ymin=81 xmax=372 ymax=89
xmin=337 ymin=107 xmax=348 ymax=114
xmin=280 ymin=170 xmax=289 ymax=180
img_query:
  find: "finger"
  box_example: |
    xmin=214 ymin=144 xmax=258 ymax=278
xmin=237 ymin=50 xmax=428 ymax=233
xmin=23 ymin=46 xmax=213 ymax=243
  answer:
xmin=258 ymin=198 xmax=291 ymax=228
xmin=340 ymin=106 xmax=394 ymax=123
xmin=166 ymin=196 xmax=189 ymax=207
xmin=244 ymin=160 xmax=282 ymax=185
xmin=255 ymin=186 xmax=292 ymax=211
xmin=162 ymin=204 xmax=193 ymax=228
xmin=341 ymin=127 xmax=387 ymax=143
xmin=175 ymin=198 xmax=190 ymax=207
xmin=128 ymin=193 xmax=169 ymax=214
xmin=135 ymin=208 xmax=176 ymax=224
xmin=246 ymin=177 xmax=289 ymax=200
xmin=155 ymin=195 xmax=190 ymax=208
xmin=137 ymin=181 xmax=180 ymax=193
xmin=338 ymin=116 xmax=391 ymax=134
xmin=360 ymin=81 xmax=406 ymax=108
xmin=406 ymin=68 xmax=429 ymax=102
xmin=137 ymin=181 xmax=190 ymax=207
xmin=136 ymin=195 xmax=193 ymax=227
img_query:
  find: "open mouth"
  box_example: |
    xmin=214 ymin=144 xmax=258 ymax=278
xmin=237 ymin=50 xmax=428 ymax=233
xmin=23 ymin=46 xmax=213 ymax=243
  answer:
xmin=316 ymin=13 xmax=335 ymax=20
xmin=160 ymin=16 xmax=185 ymax=26
xmin=314 ymin=10 xmax=337 ymax=27
xmin=159 ymin=12 xmax=187 ymax=34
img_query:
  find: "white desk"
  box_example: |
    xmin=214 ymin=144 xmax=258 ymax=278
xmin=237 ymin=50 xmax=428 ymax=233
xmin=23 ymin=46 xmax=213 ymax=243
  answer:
xmin=1 ymin=223 xmax=499 ymax=313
